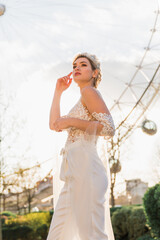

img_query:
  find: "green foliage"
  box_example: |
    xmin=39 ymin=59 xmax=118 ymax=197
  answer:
xmin=1 ymin=211 xmax=17 ymax=225
xmin=1 ymin=211 xmax=17 ymax=218
xmin=129 ymin=207 xmax=150 ymax=240
xmin=2 ymin=211 xmax=52 ymax=240
xmin=5 ymin=212 xmax=51 ymax=229
xmin=110 ymin=206 xmax=122 ymax=216
xmin=143 ymin=183 xmax=160 ymax=238
xmin=137 ymin=233 xmax=154 ymax=240
xmin=112 ymin=206 xmax=149 ymax=240
xmin=36 ymin=224 xmax=48 ymax=239
xmin=23 ymin=212 xmax=51 ymax=231
xmin=3 ymin=202 xmax=159 ymax=240
xmin=49 ymin=209 xmax=54 ymax=216
xmin=2 ymin=225 xmax=34 ymax=240
xmin=112 ymin=206 xmax=131 ymax=240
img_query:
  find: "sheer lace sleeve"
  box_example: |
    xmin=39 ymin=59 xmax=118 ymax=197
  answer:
xmin=91 ymin=112 xmax=115 ymax=140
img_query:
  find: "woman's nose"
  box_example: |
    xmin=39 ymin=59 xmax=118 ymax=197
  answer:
xmin=75 ymin=65 xmax=80 ymax=70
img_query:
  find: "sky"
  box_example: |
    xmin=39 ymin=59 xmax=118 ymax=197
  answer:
xmin=0 ymin=0 xmax=160 ymax=197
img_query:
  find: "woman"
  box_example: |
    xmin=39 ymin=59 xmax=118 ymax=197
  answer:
xmin=47 ymin=52 xmax=115 ymax=240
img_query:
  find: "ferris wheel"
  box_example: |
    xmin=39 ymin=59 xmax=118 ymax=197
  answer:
xmin=0 ymin=0 xmax=160 ymax=141
xmin=111 ymin=5 xmax=160 ymax=145
xmin=0 ymin=0 xmax=160 ymax=171
xmin=0 ymin=0 xmax=160 ymax=213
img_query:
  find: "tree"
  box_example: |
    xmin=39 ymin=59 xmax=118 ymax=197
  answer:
xmin=107 ymin=129 xmax=122 ymax=207
xmin=6 ymin=163 xmax=41 ymax=214
xmin=15 ymin=164 xmax=41 ymax=213
xmin=143 ymin=183 xmax=160 ymax=238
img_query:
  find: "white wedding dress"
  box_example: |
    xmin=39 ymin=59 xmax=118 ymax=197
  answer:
xmin=46 ymin=90 xmax=115 ymax=240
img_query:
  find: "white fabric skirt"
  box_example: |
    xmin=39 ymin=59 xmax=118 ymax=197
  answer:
xmin=46 ymin=138 xmax=115 ymax=240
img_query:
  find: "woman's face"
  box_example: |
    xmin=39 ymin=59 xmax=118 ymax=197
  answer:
xmin=72 ymin=57 xmax=95 ymax=86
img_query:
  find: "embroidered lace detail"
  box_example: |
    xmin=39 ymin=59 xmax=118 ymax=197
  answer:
xmin=61 ymin=98 xmax=115 ymax=146
xmin=91 ymin=112 xmax=115 ymax=140
xmin=61 ymin=100 xmax=95 ymax=146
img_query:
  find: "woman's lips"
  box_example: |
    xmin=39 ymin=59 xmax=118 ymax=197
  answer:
xmin=75 ymin=73 xmax=81 ymax=76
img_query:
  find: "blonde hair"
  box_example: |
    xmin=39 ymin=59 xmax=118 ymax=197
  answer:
xmin=72 ymin=52 xmax=102 ymax=88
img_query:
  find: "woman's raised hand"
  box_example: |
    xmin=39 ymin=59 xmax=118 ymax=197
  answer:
xmin=56 ymin=72 xmax=72 ymax=93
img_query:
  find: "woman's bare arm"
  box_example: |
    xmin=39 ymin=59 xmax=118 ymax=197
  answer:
xmin=49 ymin=90 xmax=62 ymax=130
xmin=53 ymin=86 xmax=115 ymax=138
xmin=67 ymin=86 xmax=115 ymax=138
xmin=49 ymin=72 xmax=72 ymax=130
xmin=67 ymin=117 xmax=104 ymax=136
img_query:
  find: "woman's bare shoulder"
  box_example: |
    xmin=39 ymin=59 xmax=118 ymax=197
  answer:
xmin=81 ymin=86 xmax=102 ymax=99
xmin=80 ymin=86 xmax=108 ymax=113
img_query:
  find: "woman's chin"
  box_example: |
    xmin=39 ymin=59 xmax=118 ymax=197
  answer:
xmin=73 ymin=76 xmax=82 ymax=82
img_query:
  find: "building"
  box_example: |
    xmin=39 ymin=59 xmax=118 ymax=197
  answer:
xmin=125 ymin=178 xmax=148 ymax=204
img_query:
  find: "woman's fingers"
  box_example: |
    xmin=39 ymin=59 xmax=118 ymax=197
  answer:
xmin=63 ymin=73 xmax=72 ymax=84
xmin=58 ymin=72 xmax=72 ymax=86
xmin=65 ymin=72 xmax=72 ymax=82
xmin=68 ymin=72 xmax=72 ymax=77
xmin=63 ymin=76 xmax=68 ymax=81
xmin=68 ymin=77 xmax=72 ymax=83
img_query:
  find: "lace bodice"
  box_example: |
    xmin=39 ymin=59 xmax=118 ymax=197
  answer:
xmin=61 ymin=95 xmax=115 ymax=147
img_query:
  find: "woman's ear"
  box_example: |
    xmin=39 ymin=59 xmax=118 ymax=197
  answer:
xmin=93 ymin=69 xmax=99 ymax=78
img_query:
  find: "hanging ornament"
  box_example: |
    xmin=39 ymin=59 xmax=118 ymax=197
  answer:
xmin=0 ymin=4 xmax=5 ymax=16
xmin=141 ymin=119 xmax=157 ymax=135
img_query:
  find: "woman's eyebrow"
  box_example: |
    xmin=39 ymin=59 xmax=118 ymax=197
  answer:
xmin=73 ymin=61 xmax=87 ymax=65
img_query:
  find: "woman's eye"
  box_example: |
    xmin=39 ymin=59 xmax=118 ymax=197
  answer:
xmin=73 ymin=64 xmax=87 ymax=69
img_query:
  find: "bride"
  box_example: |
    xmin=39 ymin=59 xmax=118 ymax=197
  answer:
xmin=47 ymin=52 xmax=115 ymax=240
